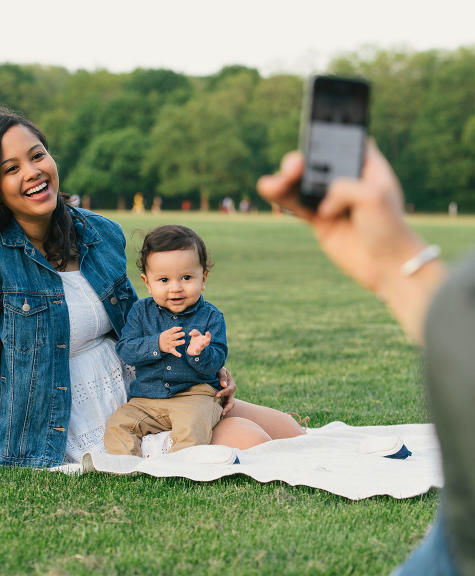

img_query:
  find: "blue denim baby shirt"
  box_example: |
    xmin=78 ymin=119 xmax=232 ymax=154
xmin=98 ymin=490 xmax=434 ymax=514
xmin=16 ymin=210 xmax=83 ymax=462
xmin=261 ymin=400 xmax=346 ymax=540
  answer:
xmin=0 ymin=208 xmax=137 ymax=468
xmin=116 ymin=295 xmax=227 ymax=400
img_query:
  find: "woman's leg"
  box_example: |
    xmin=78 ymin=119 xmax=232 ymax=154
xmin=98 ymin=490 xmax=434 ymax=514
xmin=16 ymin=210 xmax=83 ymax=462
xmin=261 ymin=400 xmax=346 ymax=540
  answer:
xmin=211 ymin=416 xmax=271 ymax=449
xmin=222 ymin=399 xmax=305 ymax=439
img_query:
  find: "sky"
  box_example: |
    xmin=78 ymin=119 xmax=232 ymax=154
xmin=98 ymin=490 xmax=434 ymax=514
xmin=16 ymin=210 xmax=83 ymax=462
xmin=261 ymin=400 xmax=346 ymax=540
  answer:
xmin=2 ymin=0 xmax=474 ymax=76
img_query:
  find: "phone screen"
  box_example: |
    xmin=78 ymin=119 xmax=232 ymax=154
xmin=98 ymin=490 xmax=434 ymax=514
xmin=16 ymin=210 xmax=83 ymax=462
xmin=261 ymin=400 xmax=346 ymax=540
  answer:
xmin=300 ymin=76 xmax=370 ymax=207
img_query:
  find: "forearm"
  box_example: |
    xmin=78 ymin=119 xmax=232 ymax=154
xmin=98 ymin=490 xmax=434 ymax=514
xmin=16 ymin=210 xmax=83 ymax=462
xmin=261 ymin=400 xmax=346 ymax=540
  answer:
xmin=376 ymin=241 xmax=447 ymax=346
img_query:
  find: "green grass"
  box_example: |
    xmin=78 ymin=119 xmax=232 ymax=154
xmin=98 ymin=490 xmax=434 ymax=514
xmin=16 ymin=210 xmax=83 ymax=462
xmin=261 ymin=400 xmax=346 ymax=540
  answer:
xmin=3 ymin=211 xmax=475 ymax=575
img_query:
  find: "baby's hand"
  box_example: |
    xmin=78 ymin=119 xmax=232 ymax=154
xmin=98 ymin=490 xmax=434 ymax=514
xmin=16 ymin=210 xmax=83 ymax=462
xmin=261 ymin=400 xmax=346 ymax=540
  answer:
xmin=159 ymin=326 xmax=185 ymax=358
xmin=187 ymin=329 xmax=211 ymax=356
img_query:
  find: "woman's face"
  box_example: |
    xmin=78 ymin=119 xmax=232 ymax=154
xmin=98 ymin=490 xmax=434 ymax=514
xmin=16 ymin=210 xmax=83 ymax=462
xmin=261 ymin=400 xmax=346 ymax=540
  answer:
xmin=0 ymin=124 xmax=59 ymax=226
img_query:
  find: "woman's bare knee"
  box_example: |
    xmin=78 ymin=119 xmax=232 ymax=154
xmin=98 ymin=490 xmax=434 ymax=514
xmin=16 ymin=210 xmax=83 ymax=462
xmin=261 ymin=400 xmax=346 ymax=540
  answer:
xmin=211 ymin=416 xmax=271 ymax=449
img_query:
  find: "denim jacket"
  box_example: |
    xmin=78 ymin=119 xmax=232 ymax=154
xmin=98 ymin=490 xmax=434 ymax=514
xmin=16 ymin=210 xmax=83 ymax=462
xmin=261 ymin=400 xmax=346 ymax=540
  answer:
xmin=0 ymin=208 xmax=137 ymax=468
xmin=116 ymin=295 xmax=227 ymax=399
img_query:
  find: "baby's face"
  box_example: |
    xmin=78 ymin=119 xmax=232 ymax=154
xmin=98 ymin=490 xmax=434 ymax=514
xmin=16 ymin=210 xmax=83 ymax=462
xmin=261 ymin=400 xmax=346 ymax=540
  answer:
xmin=141 ymin=248 xmax=207 ymax=313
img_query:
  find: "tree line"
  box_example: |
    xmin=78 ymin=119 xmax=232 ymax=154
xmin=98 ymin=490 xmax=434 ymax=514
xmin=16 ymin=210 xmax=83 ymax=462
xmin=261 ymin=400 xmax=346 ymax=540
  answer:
xmin=1 ymin=46 xmax=474 ymax=212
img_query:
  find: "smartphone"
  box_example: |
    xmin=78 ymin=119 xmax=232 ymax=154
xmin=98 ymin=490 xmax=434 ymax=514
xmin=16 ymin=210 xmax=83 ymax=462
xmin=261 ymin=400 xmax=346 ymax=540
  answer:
xmin=299 ymin=75 xmax=370 ymax=209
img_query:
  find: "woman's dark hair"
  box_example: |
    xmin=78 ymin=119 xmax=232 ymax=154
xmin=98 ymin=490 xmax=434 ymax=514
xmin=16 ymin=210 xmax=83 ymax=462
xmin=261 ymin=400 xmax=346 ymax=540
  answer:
xmin=0 ymin=106 xmax=79 ymax=270
xmin=138 ymin=225 xmax=212 ymax=274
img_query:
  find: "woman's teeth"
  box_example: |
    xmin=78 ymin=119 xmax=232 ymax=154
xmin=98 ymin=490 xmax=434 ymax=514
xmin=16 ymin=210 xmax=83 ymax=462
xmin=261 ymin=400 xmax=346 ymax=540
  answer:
xmin=25 ymin=182 xmax=48 ymax=197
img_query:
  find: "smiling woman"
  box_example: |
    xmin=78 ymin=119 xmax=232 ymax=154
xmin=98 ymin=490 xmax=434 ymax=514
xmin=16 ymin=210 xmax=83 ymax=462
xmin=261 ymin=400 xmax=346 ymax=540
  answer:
xmin=0 ymin=107 xmax=304 ymax=468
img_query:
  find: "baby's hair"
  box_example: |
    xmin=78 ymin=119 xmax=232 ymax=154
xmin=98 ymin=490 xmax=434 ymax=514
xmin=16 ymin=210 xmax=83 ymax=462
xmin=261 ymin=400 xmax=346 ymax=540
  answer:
xmin=138 ymin=225 xmax=212 ymax=273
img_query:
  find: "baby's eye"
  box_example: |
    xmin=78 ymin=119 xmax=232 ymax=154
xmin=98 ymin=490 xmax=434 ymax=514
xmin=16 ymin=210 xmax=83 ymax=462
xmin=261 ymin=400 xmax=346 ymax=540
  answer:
xmin=182 ymin=275 xmax=192 ymax=281
xmin=159 ymin=278 xmax=168 ymax=283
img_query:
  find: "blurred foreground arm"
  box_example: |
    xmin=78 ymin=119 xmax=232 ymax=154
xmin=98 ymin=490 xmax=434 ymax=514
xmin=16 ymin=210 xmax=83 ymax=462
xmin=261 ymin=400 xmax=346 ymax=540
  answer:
xmin=257 ymin=141 xmax=446 ymax=345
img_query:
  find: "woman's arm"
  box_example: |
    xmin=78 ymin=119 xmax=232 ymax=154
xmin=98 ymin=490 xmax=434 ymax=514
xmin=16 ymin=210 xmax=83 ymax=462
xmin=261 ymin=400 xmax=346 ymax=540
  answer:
xmin=257 ymin=141 xmax=446 ymax=345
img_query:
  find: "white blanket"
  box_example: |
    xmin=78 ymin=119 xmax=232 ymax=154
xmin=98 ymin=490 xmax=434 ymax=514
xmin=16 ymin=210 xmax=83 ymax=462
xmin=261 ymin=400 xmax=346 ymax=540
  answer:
xmin=53 ymin=422 xmax=443 ymax=500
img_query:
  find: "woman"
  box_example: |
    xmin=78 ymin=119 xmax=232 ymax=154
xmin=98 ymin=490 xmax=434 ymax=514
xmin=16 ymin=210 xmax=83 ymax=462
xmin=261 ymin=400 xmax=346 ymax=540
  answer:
xmin=0 ymin=107 xmax=303 ymax=468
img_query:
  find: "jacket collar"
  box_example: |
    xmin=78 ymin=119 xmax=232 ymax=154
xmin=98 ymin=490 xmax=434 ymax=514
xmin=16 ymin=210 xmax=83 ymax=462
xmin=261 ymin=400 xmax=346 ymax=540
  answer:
xmin=0 ymin=207 xmax=102 ymax=248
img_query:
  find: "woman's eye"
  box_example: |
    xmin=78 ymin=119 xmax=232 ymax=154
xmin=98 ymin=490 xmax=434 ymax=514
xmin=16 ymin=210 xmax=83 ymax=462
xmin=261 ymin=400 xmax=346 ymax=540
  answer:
xmin=32 ymin=152 xmax=45 ymax=161
xmin=3 ymin=164 xmax=18 ymax=174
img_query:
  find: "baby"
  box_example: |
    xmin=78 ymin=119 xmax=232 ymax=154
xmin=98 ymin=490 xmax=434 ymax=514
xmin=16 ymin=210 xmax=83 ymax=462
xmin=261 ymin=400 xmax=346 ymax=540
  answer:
xmin=104 ymin=224 xmax=227 ymax=455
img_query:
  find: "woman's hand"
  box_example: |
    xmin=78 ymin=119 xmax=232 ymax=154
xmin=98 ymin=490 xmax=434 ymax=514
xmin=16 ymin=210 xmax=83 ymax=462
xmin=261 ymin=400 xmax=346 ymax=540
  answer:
xmin=216 ymin=367 xmax=236 ymax=417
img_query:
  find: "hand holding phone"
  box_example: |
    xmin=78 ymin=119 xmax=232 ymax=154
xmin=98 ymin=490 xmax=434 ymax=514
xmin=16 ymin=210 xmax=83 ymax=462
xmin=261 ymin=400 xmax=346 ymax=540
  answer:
xmin=299 ymin=75 xmax=370 ymax=209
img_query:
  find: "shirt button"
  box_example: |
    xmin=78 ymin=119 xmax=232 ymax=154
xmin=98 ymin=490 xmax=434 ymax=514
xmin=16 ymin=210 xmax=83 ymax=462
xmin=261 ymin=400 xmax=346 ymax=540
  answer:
xmin=165 ymin=383 xmax=170 ymax=389
xmin=110 ymin=296 xmax=118 ymax=305
xmin=167 ymin=365 xmax=172 ymax=371
xmin=194 ymin=357 xmax=199 ymax=362
xmin=173 ymin=315 xmax=177 ymax=319
xmin=153 ymin=351 xmax=158 ymax=356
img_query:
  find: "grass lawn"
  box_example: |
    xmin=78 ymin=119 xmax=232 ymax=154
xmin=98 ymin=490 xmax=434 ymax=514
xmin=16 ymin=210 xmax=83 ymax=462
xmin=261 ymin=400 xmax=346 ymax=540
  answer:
xmin=2 ymin=211 xmax=475 ymax=575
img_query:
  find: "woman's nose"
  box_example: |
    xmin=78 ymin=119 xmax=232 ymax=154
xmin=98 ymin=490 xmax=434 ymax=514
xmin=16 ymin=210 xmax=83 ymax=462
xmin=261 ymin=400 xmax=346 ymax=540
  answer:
xmin=24 ymin=162 xmax=41 ymax=181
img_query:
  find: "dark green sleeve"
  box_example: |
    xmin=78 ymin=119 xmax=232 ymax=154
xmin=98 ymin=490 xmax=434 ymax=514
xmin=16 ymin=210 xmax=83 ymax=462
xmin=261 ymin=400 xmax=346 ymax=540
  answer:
xmin=425 ymin=252 xmax=475 ymax=576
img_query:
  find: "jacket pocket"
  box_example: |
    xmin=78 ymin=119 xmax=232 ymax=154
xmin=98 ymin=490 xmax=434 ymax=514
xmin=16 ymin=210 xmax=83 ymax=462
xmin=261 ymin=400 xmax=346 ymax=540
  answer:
xmin=3 ymin=294 xmax=48 ymax=352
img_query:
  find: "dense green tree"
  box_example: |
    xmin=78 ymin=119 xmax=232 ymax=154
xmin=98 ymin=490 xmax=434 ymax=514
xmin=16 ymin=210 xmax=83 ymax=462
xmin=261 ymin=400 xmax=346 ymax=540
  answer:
xmin=144 ymin=71 xmax=257 ymax=210
xmin=64 ymin=127 xmax=147 ymax=209
xmin=1 ymin=48 xmax=473 ymax=212
xmin=0 ymin=64 xmax=37 ymax=116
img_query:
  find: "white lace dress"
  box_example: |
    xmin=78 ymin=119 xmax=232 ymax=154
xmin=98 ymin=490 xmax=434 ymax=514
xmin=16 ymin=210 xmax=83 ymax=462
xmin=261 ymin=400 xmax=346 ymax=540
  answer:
xmin=59 ymin=270 xmax=135 ymax=463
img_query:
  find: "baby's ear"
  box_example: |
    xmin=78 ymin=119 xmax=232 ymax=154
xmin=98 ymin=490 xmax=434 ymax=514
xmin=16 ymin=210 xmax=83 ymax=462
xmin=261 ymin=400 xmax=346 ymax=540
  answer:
xmin=141 ymin=273 xmax=152 ymax=294
xmin=202 ymin=270 xmax=208 ymax=289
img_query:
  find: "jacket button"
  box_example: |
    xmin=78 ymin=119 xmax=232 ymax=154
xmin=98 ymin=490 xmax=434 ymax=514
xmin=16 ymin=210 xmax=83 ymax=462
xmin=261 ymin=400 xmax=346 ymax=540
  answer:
xmin=153 ymin=351 xmax=158 ymax=356
xmin=22 ymin=302 xmax=31 ymax=312
xmin=165 ymin=383 xmax=170 ymax=388
xmin=167 ymin=365 xmax=172 ymax=370
xmin=110 ymin=296 xmax=118 ymax=305
xmin=194 ymin=357 xmax=199 ymax=362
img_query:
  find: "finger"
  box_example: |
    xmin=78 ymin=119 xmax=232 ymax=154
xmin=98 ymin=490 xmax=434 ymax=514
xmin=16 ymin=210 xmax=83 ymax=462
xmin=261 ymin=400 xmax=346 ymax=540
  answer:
xmin=216 ymin=384 xmax=232 ymax=397
xmin=172 ymin=332 xmax=185 ymax=340
xmin=166 ymin=326 xmax=183 ymax=334
xmin=173 ymin=339 xmax=186 ymax=347
xmin=188 ymin=329 xmax=200 ymax=337
xmin=221 ymin=399 xmax=235 ymax=417
xmin=257 ymin=151 xmax=303 ymax=200
xmin=257 ymin=168 xmax=315 ymax=222
xmin=216 ymin=379 xmax=227 ymax=390
xmin=170 ymin=349 xmax=182 ymax=358
xmin=318 ymin=178 xmax=367 ymax=219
